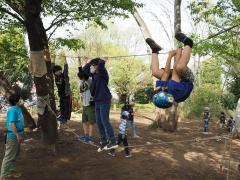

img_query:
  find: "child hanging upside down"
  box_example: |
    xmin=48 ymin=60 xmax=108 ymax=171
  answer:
xmin=146 ymin=33 xmax=195 ymax=108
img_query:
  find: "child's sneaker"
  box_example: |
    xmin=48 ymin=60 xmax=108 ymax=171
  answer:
xmin=107 ymin=151 xmax=116 ymax=157
xmin=87 ymin=136 xmax=94 ymax=145
xmin=79 ymin=135 xmax=88 ymax=144
xmin=125 ymin=153 xmax=132 ymax=158
xmin=97 ymin=142 xmax=108 ymax=152
xmin=103 ymin=142 xmax=118 ymax=150
xmin=145 ymin=38 xmax=162 ymax=53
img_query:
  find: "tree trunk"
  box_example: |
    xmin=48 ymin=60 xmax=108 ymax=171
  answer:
xmin=174 ymin=0 xmax=182 ymax=34
xmin=0 ymin=72 xmax=36 ymax=129
xmin=132 ymin=9 xmax=152 ymax=54
xmin=234 ymin=98 xmax=240 ymax=138
xmin=160 ymin=0 xmax=182 ymax=132
xmin=25 ymin=0 xmax=57 ymax=145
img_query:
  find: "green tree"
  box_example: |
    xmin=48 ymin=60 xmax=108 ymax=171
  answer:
xmin=0 ymin=0 xmax=142 ymax=145
xmin=0 ymin=26 xmax=32 ymax=100
xmin=188 ymin=0 xmax=240 ymax=110
xmin=108 ymin=57 xmax=152 ymax=103
xmin=182 ymin=58 xmax=223 ymax=118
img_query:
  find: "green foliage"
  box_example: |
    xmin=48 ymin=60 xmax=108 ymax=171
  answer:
xmin=50 ymin=38 xmax=85 ymax=52
xmin=0 ymin=26 xmax=32 ymax=99
xmin=134 ymin=84 xmax=153 ymax=104
xmin=182 ymin=58 xmax=222 ymax=118
xmin=228 ymin=77 xmax=240 ymax=101
xmin=107 ymin=58 xmax=152 ymax=103
xmin=220 ymin=93 xmax=237 ymax=110
xmin=232 ymin=0 xmax=240 ymax=11
xmin=0 ymin=0 xmax=142 ymax=33
xmin=188 ymin=0 xmax=240 ymax=112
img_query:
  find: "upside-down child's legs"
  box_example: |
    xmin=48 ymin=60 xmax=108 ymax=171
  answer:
xmin=172 ymin=33 xmax=193 ymax=82
xmin=172 ymin=48 xmax=182 ymax=82
xmin=151 ymin=53 xmax=165 ymax=79
xmin=145 ymin=38 xmax=164 ymax=79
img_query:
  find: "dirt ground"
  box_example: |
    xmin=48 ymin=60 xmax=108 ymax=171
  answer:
xmin=0 ymin=110 xmax=240 ymax=180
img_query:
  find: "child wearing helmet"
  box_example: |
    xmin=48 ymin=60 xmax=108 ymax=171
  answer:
xmin=108 ymin=111 xmax=132 ymax=158
xmin=146 ymin=33 xmax=195 ymax=108
xmin=203 ymin=108 xmax=210 ymax=132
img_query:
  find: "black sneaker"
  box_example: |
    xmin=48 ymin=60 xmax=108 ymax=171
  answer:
xmin=146 ymin=38 xmax=162 ymax=53
xmin=175 ymin=32 xmax=193 ymax=48
xmin=97 ymin=141 xmax=108 ymax=152
xmin=103 ymin=142 xmax=118 ymax=150
xmin=175 ymin=32 xmax=188 ymax=43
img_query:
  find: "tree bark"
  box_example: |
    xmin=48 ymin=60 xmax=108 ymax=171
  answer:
xmin=159 ymin=0 xmax=182 ymax=132
xmin=174 ymin=0 xmax=182 ymax=34
xmin=25 ymin=0 xmax=57 ymax=145
xmin=132 ymin=9 xmax=152 ymax=54
xmin=234 ymin=98 xmax=240 ymax=138
xmin=0 ymin=72 xmax=36 ymax=129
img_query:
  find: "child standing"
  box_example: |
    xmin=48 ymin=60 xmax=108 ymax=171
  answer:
xmin=53 ymin=57 xmax=72 ymax=125
xmin=108 ymin=111 xmax=132 ymax=158
xmin=121 ymin=102 xmax=138 ymax=138
xmin=203 ymin=108 xmax=210 ymax=132
xmin=78 ymin=59 xmax=95 ymax=144
xmin=1 ymin=94 xmax=24 ymax=180
xmin=219 ymin=112 xmax=226 ymax=129
xmin=227 ymin=116 xmax=234 ymax=133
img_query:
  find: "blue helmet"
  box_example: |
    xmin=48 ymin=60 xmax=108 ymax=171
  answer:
xmin=121 ymin=111 xmax=130 ymax=119
xmin=152 ymin=91 xmax=174 ymax=108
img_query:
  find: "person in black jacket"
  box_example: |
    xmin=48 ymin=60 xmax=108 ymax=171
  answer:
xmin=83 ymin=58 xmax=117 ymax=152
xmin=53 ymin=57 xmax=72 ymax=124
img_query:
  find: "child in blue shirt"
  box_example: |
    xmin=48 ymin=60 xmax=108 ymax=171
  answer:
xmin=1 ymin=94 xmax=24 ymax=179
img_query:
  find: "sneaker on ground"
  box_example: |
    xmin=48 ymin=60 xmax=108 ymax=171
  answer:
xmin=97 ymin=142 xmax=108 ymax=152
xmin=103 ymin=142 xmax=118 ymax=150
xmin=107 ymin=152 xmax=116 ymax=157
xmin=87 ymin=137 xmax=94 ymax=144
xmin=125 ymin=154 xmax=132 ymax=158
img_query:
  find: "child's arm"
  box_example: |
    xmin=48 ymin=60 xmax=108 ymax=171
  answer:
xmin=83 ymin=63 xmax=92 ymax=77
xmin=63 ymin=57 xmax=69 ymax=78
xmin=97 ymin=60 xmax=109 ymax=82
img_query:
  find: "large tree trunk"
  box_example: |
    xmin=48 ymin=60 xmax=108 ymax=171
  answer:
xmin=234 ymin=98 xmax=240 ymax=137
xmin=0 ymin=72 xmax=36 ymax=129
xmin=25 ymin=0 xmax=57 ymax=145
xmin=132 ymin=9 xmax=152 ymax=54
xmin=159 ymin=0 xmax=182 ymax=132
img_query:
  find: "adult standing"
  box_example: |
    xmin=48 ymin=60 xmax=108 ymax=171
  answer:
xmin=83 ymin=58 xmax=117 ymax=152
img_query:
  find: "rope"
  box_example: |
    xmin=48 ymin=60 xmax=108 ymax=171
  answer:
xmin=48 ymin=23 xmax=240 ymax=60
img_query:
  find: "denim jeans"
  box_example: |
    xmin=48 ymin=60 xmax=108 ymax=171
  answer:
xmin=127 ymin=120 xmax=137 ymax=137
xmin=95 ymin=102 xmax=116 ymax=144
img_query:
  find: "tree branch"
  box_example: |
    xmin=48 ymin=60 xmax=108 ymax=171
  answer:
xmin=0 ymin=7 xmax=25 ymax=25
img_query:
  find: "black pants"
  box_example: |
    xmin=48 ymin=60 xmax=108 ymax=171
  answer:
xmin=111 ymin=134 xmax=130 ymax=155
xmin=59 ymin=95 xmax=72 ymax=123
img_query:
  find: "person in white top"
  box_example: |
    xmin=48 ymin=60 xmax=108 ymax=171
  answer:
xmin=78 ymin=59 xmax=96 ymax=144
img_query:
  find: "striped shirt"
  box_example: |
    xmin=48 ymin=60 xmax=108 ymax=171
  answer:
xmin=119 ymin=119 xmax=128 ymax=135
